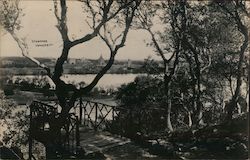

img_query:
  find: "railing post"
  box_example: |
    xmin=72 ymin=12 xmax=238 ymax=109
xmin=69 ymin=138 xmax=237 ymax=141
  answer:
xmin=138 ymin=110 xmax=142 ymax=132
xmin=29 ymin=103 xmax=33 ymax=160
xmin=79 ymin=97 xmax=83 ymax=125
xmin=112 ymin=106 xmax=115 ymax=122
xmin=95 ymin=103 xmax=98 ymax=131
xmin=83 ymin=103 xmax=86 ymax=126
xmin=76 ymin=116 xmax=80 ymax=148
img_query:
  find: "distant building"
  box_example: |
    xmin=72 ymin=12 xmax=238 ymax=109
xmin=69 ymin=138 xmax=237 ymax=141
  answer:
xmin=80 ymin=57 xmax=86 ymax=63
xmin=51 ymin=58 xmax=57 ymax=63
xmin=98 ymin=55 xmax=105 ymax=66
xmin=75 ymin=59 xmax=81 ymax=64
xmin=83 ymin=59 xmax=92 ymax=66
xmin=127 ymin=59 xmax=132 ymax=68
xmin=67 ymin=58 xmax=76 ymax=64
xmin=1 ymin=60 xmax=13 ymax=65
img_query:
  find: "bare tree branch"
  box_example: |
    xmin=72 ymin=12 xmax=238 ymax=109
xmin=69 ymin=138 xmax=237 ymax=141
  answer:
xmin=98 ymin=24 xmax=113 ymax=51
xmin=10 ymin=31 xmax=51 ymax=77
xmin=78 ymin=0 xmax=142 ymax=95
xmin=53 ymin=0 xmax=60 ymax=22
xmin=58 ymin=0 xmax=70 ymax=42
xmin=70 ymin=0 xmax=134 ymax=47
xmin=200 ymin=49 xmax=212 ymax=73
xmin=0 ymin=0 xmax=51 ymax=77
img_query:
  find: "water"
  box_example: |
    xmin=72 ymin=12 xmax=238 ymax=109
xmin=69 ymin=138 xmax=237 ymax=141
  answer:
xmin=13 ymin=73 xmax=145 ymax=89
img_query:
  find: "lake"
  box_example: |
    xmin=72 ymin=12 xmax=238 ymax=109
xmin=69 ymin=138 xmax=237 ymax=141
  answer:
xmin=13 ymin=73 xmax=145 ymax=89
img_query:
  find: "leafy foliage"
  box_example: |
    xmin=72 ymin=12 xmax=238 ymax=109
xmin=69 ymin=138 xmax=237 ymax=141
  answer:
xmin=117 ymin=75 xmax=164 ymax=108
xmin=0 ymin=90 xmax=29 ymax=148
xmin=0 ymin=0 xmax=22 ymax=32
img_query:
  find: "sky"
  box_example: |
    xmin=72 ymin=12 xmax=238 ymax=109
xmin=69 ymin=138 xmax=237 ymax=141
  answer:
xmin=0 ymin=0 xmax=160 ymax=60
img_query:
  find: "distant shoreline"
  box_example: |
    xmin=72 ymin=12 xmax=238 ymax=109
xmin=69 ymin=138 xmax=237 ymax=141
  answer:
xmin=0 ymin=67 xmax=148 ymax=76
xmin=0 ymin=56 xmax=150 ymax=75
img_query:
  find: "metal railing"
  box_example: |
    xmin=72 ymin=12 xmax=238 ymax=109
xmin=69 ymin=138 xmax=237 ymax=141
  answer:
xmin=73 ymin=97 xmax=120 ymax=131
xmin=28 ymin=98 xmax=165 ymax=159
xmin=60 ymin=113 xmax=80 ymax=154
xmin=28 ymin=101 xmax=80 ymax=159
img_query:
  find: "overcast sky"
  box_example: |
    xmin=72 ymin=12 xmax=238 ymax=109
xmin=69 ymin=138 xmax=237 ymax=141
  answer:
xmin=0 ymin=0 xmax=160 ymax=60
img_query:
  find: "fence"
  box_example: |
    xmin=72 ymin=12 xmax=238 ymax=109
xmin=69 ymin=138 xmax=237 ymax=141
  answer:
xmin=72 ymin=97 xmax=119 ymax=130
xmin=28 ymin=101 xmax=80 ymax=159
xmin=28 ymin=98 xmax=168 ymax=159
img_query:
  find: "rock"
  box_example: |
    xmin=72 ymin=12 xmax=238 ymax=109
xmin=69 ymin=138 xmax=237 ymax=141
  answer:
xmin=76 ymin=147 xmax=86 ymax=158
xmin=133 ymin=132 xmax=144 ymax=144
xmin=206 ymin=138 xmax=220 ymax=144
xmin=175 ymin=151 xmax=192 ymax=159
xmin=230 ymin=142 xmax=248 ymax=154
xmin=183 ymin=152 xmax=191 ymax=157
xmin=85 ymin=151 xmax=106 ymax=159
xmin=190 ymin=146 xmax=198 ymax=151
xmin=148 ymin=140 xmax=158 ymax=145
xmin=158 ymin=139 xmax=169 ymax=146
xmin=150 ymin=141 xmax=174 ymax=156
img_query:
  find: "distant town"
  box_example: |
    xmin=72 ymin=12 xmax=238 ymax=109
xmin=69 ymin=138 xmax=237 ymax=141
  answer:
xmin=0 ymin=55 xmax=148 ymax=75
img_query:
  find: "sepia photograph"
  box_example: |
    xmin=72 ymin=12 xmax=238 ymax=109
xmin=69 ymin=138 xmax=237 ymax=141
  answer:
xmin=0 ymin=0 xmax=249 ymax=159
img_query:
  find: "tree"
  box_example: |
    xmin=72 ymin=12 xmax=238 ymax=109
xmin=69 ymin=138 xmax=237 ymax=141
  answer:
xmin=116 ymin=75 xmax=168 ymax=136
xmin=0 ymin=90 xmax=29 ymax=159
xmin=135 ymin=0 xmax=191 ymax=132
xmin=174 ymin=0 xmax=249 ymax=125
xmin=214 ymin=0 xmax=249 ymax=121
xmin=135 ymin=0 xmax=248 ymax=128
xmin=172 ymin=0 xmax=241 ymax=126
xmin=0 ymin=0 xmax=141 ymax=155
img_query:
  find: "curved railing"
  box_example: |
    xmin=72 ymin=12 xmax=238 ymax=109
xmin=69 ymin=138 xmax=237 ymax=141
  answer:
xmin=28 ymin=98 xmax=166 ymax=159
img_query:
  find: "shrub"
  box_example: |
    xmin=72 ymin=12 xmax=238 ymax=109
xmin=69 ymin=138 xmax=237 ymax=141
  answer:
xmin=3 ymin=86 xmax=14 ymax=96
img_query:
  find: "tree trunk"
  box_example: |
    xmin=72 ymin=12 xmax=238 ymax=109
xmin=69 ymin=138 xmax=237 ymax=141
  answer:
xmin=187 ymin=111 xmax=193 ymax=128
xmin=196 ymin=76 xmax=203 ymax=126
xmin=225 ymin=9 xmax=248 ymax=122
xmin=193 ymin=49 xmax=205 ymax=126
xmin=197 ymin=108 xmax=204 ymax=126
xmin=167 ymin=95 xmax=173 ymax=132
xmin=165 ymin=75 xmax=174 ymax=132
